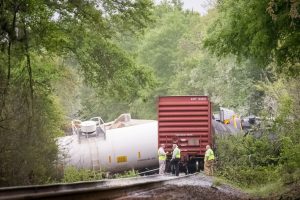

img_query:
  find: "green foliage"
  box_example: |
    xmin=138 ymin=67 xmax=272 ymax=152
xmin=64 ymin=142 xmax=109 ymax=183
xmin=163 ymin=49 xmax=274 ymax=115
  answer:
xmin=216 ymin=77 xmax=300 ymax=188
xmin=62 ymin=167 xmax=138 ymax=183
xmin=245 ymin=180 xmax=285 ymax=198
xmin=212 ymin=178 xmax=222 ymax=187
xmin=258 ymin=77 xmax=300 ymax=184
xmin=74 ymin=35 xmax=156 ymax=101
xmin=279 ymin=136 xmax=300 ymax=184
xmin=277 ymin=112 xmax=300 ymax=184
xmin=0 ymin=0 xmax=297 ymax=190
xmin=204 ymin=0 xmax=300 ymax=76
xmin=136 ymin=6 xmax=264 ymax=115
xmin=62 ymin=166 xmax=105 ymax=182
xmin=216 ymin=135 xmax=280 ymax=187
xmin=202 ymin=0 xmax=300 ymax=191
xmin=79 ymin=86 xmax=130 ymax=121
xmin=78 ymin=2 xmax=266 ymax=120
xmin=0 ymin=0 xmax=154 ymax=187
xmin=77 ymin=3 xmax=194 ymax=120
xmin=0 ymin=53 xmax=65 ymax=186
xmin=137 ymin=8 xmax=190 ymax=80
xmin=113 ymin=169 xmax=139 ymax=179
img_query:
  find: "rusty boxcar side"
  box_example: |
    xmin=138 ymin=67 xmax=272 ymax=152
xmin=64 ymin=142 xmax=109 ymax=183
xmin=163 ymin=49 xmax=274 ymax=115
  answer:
xmin=158 ymin=96 xmax=212 ymax=172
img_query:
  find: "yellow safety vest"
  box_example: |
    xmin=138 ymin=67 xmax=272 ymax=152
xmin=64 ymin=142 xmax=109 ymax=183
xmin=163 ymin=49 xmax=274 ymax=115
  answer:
xmin=205 ymin=148 xmax=215 ymax=161
xmin=174 ymin=147 xmax=181 ymax=159
xmin=158 ymin=149 xmax=166 ymax=161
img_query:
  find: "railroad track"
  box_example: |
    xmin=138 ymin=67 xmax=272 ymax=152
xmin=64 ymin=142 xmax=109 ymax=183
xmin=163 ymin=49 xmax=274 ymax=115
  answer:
xmin=0 ymin=173 xmax=198 ymax=200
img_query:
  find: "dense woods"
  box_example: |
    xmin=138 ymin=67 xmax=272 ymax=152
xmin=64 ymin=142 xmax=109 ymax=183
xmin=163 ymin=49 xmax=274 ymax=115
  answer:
xmin=0 ymin=0 xmax=299 ymax=195
xmin=0 ymin=0 xmax=154 ymax=186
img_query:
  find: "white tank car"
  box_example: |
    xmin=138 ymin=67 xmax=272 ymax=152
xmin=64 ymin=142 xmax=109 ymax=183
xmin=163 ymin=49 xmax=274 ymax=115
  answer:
xmin=58 ymin=115 xmax=158 ymax=172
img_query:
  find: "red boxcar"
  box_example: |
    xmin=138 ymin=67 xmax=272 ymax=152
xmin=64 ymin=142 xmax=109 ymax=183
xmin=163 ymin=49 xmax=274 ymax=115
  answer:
xmin=158 ymin=96 xmax=213 ymax=173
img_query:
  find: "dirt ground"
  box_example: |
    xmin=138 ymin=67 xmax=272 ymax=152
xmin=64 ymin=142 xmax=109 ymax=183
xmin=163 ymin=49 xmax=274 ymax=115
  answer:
xmin=116 ymin=174 xmax=249 ymax=200
xmin=115 ymin=174 xmax=300 ymax=200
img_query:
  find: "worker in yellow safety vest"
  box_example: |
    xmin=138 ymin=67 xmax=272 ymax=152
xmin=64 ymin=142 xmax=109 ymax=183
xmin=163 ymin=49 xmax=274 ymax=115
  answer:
xmin=158 ymin=144 xmax=168 ymax=175
xmin=204 ymin=145 xmax=215 ymax=176
xmin=171 ymin=144 xmax=181 ymax=176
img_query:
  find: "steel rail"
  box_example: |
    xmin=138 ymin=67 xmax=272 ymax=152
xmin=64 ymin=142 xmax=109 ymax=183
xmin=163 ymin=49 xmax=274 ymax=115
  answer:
xmin=137 ymin=168 xmax=159 ymax=175
xmin=0 ymin=173 xmax=198 ymax=200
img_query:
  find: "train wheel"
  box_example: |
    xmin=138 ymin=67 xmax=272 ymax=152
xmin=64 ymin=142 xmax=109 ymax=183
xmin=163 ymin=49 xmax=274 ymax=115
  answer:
xmin=196 ymin=161 xmax=199 ymax=172
xmin=187 ymin=160 xmax=196 ymax=174
xmin=199 ymin=160 xmax=204 ymax=172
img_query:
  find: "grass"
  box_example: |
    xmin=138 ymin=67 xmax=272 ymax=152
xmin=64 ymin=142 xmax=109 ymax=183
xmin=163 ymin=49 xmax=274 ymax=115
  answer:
xmin=113 ymin=169 xmax=139 ymax=179
xmin=211 ymin=177 xmax=226 ymax=187
xmin=213 ymin=175 xmax=293 ymax=199
xmin=212 ymin=177 xmax=298 ymax=198
xmin=211 ymin=176 xmax=241 ymax=189
xmin=244 ymin=180 xmax=287 ymax=198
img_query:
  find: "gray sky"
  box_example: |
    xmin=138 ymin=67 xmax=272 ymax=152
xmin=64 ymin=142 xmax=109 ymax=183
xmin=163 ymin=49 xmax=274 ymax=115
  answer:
xmin=181 ymin=0 xmax=214 ymax=15
xmin=155 ymin=0 xmax=215 ymax=15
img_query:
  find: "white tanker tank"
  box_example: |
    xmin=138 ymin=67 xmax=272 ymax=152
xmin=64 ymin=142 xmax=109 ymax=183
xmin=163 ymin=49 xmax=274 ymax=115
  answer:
xmin=58 ymin=114 xmax=158 ymax=172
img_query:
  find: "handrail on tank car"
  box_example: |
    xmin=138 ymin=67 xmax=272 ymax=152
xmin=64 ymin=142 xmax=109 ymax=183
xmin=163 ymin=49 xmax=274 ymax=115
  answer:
xmin=90 ymin=116 xmax=106 ymax=139
xmin=71 ymin=119 xmax=82 ymax=135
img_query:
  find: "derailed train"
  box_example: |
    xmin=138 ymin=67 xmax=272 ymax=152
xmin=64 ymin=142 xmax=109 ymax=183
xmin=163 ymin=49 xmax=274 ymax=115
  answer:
xmin=58 ymin=117 xmax=158 ymax=172
xmin=58 ymin=96 xmax=242 ymax=173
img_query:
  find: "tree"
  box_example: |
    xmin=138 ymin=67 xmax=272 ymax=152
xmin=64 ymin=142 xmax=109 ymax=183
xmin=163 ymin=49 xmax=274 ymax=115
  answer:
xmin=77 ymin=3 xmax=190 ymax=120
xmin=203 ymin=0 xmax=300 ymax=189
xmin=0 ymin=0 xmax=154 ymax=186
xmin=204 ymin=0 xmax=299 ymax=76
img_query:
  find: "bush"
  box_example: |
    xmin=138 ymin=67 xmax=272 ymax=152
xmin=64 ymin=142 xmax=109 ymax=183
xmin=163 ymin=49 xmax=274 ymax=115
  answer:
xmin=220 ymin=166 xmax=279 ymax=187
xmin=279 ymin=133 xmax=300 ymax=184
xmin=62 ymin=166 xmax=105 ymax=182
xmin=215 ymin=134 xmax=281 ymax=187
xmin=215 ymin=120 xmax=300 ymax=188
xmin=113 ymin=169 xmax=139 ymax=179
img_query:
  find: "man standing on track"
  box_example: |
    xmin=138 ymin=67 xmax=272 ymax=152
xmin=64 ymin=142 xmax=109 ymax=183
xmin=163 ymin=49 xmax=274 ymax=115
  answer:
xmin=158 ymin=144 xmax=167 ymax=175
xmin=171 ymin=144 xmax=181 ymax=176
xmin=204 ymin=145 xmax=215 ymax=176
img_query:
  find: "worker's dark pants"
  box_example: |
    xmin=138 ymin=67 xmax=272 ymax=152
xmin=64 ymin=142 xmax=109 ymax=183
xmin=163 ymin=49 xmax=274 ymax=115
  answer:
xmin=171 ymin=158 xmax=180 ymax=176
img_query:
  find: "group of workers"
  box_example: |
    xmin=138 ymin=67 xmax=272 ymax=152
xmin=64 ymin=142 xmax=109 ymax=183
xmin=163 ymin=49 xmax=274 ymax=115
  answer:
xmin=158 ymin=143 xmax=215 ymax=176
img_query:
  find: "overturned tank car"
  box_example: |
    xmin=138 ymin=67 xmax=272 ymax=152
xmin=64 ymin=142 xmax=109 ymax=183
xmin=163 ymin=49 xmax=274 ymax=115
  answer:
xmin=58 ymin=114 xmax=158 ymax=173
